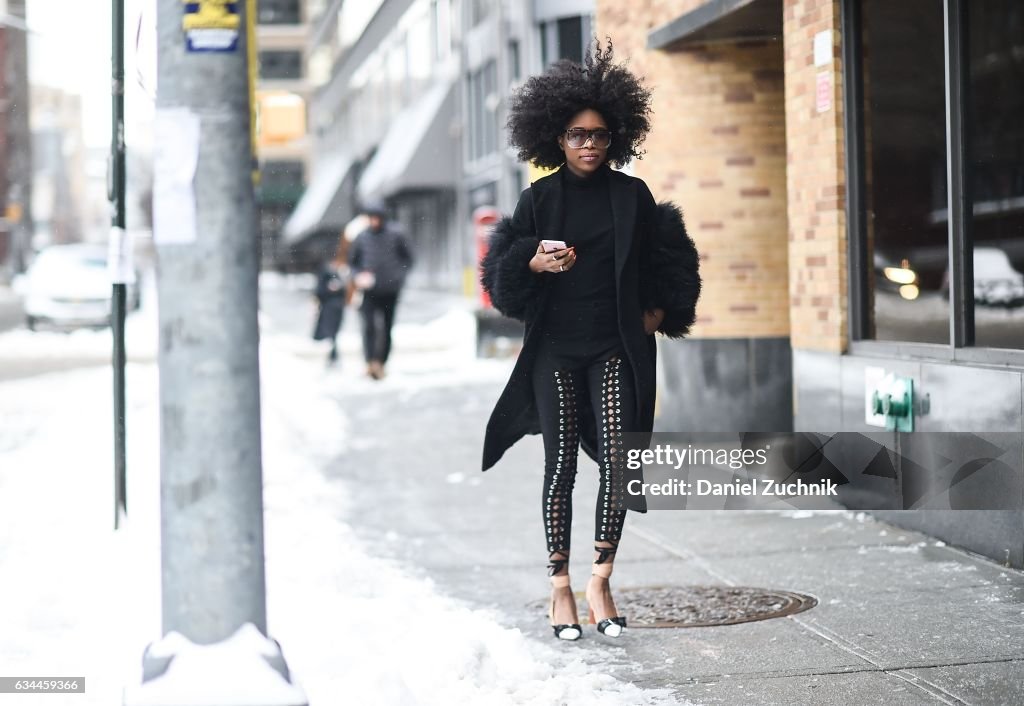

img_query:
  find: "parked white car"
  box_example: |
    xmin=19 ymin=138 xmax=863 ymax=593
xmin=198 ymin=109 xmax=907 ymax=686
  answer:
xmin=940 ymin=247 xmax=1024 ymax=307
xmin=16 ymin=244 xmax=140 ymax=330
xmin=972 ymin=247 xmax=1024 ymax=307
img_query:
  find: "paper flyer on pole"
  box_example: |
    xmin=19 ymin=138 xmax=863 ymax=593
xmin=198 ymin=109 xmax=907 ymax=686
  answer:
xmin=153 ymin=108 xmax=200 ymax=245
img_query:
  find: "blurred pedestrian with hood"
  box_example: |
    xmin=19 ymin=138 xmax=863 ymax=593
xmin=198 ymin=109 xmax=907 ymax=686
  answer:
xmin=348 ymin=199 xmax=414 ymax=379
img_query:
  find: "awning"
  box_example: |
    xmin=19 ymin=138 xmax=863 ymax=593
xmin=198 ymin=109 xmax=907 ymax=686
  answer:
xmin=647 ymin=0 xmax=781 ymax=50
xmin=356 ymin=77 xmax=458 ymax=203
xmin=282 ymin=151 xmax=356 ymax=243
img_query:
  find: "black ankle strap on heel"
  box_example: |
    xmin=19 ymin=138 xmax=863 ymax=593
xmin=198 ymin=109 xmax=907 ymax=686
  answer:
xmin=594 ymin=541 xmax=618 ymax=565
xmin=548 ymin=559 xmax=568 ymax=576
xmin=547 ymin=549 xmax=570 ymax=577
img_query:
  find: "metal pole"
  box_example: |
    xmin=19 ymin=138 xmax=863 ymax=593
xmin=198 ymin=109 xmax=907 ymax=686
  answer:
xmin=944 ymin=0 xmax=974 ymax=348
xmin=155 ymin=0 xmax=267 ymax=643
xmin=111 ymin=0 xmax=128 ymax=530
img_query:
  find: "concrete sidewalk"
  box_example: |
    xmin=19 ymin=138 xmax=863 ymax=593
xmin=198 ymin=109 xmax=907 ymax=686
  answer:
xmin=325 ymin=368 xmax=1024 ymax=704
xmin=318 ymin=334 xmax=1024 ymax=705
xmin=615 ymin=511 xmax=1024 ymax=704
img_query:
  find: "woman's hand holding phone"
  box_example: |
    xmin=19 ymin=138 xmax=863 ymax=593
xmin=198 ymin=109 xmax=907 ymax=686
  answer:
xmin=530 ymin=241 xmax=576 ymax=274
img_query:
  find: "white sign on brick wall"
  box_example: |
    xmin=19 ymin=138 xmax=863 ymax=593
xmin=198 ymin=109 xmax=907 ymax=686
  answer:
xmin=816 ymin=71 xmax=832 ymax=113
xmin=814 ymin=30 xmax=833 ymax=67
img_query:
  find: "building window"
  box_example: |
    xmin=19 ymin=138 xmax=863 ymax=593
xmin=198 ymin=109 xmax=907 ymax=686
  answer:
xmin=539 ymin=15 xmax=592 ymax=70
xmin=508 ymin=39 xmax=521 ymax=82
xmin=968 ymin=0 xmax=1024 ymax=349
xmin=467 ymin=60 xmax=498 ymax=162
xmin=859 ymin=0 xmax=949 ymax=344
xmin=258 ymin=0 xmax=301 ymax=25
xmin=259 ymin=50 xmax=303 ymax=80
xmin=259 ymin=160 xmax=305 ymax=206
xmin=849 ymin=0 xmax=1024 ymax=352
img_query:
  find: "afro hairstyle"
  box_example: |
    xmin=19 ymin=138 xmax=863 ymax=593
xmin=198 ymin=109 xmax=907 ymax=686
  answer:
xmin=506 ymin=39 xmax=652 ymax=169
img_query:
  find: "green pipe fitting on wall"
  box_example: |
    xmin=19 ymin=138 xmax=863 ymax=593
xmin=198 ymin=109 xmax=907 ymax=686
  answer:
xmin=870 ymin=375 xmax=915 ymax=432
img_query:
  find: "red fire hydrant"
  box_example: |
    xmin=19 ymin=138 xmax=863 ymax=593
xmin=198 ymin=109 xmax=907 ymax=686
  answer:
xmin=473 ymin=206 xmax=500 ymax=309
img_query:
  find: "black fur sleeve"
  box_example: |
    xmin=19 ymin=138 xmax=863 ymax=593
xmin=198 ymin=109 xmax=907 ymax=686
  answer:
xmin=479 ymin=188 xmax=543 ymax=322
xmin=641 ymin=199 xmax=702 ymax=339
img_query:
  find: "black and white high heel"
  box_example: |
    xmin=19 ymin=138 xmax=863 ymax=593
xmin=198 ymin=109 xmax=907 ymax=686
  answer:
xmin=548 ymin=553 xmax=581 ymax=641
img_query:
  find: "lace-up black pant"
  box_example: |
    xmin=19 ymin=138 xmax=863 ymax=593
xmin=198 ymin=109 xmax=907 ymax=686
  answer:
xmin=532 ymin=335 xmax=634 ymax=570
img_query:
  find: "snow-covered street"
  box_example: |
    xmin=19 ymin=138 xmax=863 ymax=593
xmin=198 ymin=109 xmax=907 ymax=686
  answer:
xmin=0 ymin=275 xmax=682 ymax=705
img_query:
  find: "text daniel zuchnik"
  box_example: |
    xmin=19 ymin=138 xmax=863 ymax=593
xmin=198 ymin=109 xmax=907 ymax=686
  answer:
xmin=627 ymin=477 xmax=840 ymax=497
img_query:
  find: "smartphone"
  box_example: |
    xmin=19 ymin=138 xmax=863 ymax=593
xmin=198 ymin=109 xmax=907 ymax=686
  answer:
xmin=540 ymin=239 xmax=568 ymax=253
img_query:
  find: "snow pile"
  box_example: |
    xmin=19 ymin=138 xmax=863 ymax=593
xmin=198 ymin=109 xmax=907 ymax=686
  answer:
xmin=124 ymin=624 xmax=306 ymax=706
xmin=0 ymin=363 xmax=162 ymax=706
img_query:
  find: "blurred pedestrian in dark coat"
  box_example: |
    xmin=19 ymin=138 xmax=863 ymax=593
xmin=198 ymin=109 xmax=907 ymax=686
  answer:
xmin=312 ymin=252 xmax=349 ymax=366
xmin=348 ymin=199 xmax=414 ymax=379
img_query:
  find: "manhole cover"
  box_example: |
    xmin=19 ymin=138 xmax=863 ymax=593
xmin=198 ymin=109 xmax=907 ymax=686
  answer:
xmin=533 ymin=585 xmax=817 ymax=628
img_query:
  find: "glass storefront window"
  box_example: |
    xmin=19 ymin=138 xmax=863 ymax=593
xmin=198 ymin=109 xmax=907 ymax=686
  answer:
xmin=861 ymin=0 xmax=949 ymax=344
xmin=969 ymin=0 xmax=1024 ymax=349
xmin=258 ymin=50 xmax=303 ymax=81
xmin=258 ymin=0 xmax=301 ymax=25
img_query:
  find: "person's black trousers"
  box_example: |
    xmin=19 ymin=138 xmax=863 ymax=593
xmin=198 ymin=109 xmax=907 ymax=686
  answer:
xmin=359 ymin=291 xmax=399 ymax=363
xmin=531 ymin=334 xmax=635 ymax=559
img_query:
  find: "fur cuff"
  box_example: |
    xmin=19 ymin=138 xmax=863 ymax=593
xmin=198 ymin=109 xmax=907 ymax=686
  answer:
xmin=480 ymin=216 xmax=543 ymax=322
xmin=644 ymin=201 xmax=702 ymax=338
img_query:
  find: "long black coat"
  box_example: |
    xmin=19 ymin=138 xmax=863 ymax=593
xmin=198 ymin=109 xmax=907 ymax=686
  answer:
xmin=312 ymin=265 xmax=347 ymax=341
xmin=479 ymin=165 xmax=701 ymax=513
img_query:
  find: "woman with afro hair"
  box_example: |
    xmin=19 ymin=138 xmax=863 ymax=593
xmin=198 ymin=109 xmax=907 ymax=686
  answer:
xmin=480 ymin=40 xmax=701 ymax=641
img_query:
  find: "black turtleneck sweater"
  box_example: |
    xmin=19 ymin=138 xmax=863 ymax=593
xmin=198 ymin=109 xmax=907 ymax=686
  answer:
xmin=540 ymin=163 xmax=620 ymax=346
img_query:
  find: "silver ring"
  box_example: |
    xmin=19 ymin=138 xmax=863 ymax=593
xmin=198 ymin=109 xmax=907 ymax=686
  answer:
xmin=559 ymin=264 xmax=564 ymax=272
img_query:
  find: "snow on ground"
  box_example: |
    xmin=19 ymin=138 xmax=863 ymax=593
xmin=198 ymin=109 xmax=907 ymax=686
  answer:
xmin=0 ymin=285 xmax=686 ymax=706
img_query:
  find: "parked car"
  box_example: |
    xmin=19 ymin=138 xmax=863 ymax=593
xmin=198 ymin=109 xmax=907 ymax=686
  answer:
xmin=940 ymin=246 xmax=1024 ymax=307
xmin=16 ymin=243 xmax=141 ymax=330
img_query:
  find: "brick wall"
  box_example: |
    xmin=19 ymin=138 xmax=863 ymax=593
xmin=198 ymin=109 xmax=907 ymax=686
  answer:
xmin=595 ymin=0 xmax=792 ymax=339
xmin=783 ymin=0 xmax=847 ymax=352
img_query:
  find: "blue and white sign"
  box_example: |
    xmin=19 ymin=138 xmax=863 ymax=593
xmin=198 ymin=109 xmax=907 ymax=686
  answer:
xmin=183 ymin=0 xmax=240 ymax=53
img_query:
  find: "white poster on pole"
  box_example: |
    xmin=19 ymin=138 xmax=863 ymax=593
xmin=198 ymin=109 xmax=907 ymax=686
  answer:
xmin=153 ymin=107 xmax=200 ymax=245
xmin=108 ymin=226 xmax=136 ymax=284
